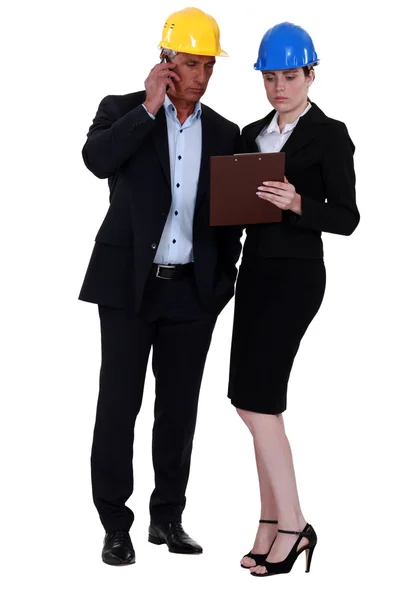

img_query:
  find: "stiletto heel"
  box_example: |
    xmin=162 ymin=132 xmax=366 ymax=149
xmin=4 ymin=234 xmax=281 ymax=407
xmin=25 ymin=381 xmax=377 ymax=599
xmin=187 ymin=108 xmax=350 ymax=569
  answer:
xmin=251 ymin=523 xmax=317 ymax=577
xmin=240 ymin=519 xmax=278 ymax=569
xmin=305 ymin=544 xmax=315 ymax=572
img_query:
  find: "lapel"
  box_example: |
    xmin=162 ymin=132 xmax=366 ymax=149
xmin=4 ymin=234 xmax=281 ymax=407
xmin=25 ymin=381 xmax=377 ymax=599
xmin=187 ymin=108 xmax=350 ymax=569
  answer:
xmin=244 ymin=110 xmax=275 ymax=152
xmin=244 ymin=102 xmax=327 ymax=160
xmin=280 ymin=103 xmax=325 ymax=160
xmin=151 ymin=107 xmax=171 ymax=189
xmin=194 ymin=105 xmax=214 ymax=212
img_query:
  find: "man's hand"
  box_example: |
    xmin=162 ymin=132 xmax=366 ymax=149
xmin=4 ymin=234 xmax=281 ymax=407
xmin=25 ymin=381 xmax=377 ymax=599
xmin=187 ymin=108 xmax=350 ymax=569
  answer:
xmin=143 ymin=62 xmax=180 ymax=116
xmin=256 ymin=176 xmax=302 ymax=215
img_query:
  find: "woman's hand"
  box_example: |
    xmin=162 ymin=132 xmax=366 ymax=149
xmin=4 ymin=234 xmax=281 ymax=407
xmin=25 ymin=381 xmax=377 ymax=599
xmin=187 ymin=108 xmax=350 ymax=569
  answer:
xmin=256 ymin=176 xmax=302 ymax=215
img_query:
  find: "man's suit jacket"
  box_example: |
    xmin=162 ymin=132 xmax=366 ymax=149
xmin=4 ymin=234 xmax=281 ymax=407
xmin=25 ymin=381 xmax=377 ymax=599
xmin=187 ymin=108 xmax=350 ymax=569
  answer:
xmin=241 ymin=102 xmax=360 ymax=260
xmin=79 ymin=91 xmax=242 ymax=312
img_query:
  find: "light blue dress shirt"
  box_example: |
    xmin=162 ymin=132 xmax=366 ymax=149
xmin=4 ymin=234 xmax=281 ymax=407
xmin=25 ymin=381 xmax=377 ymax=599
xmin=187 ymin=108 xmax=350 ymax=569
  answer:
xmin=143 ymin=95 xmax=202 ymax=264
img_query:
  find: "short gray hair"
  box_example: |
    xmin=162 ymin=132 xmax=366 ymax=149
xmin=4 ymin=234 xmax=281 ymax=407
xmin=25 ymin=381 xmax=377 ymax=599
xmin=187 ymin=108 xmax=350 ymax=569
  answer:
xmin=160 ymin=48 xmax=177 ymax=60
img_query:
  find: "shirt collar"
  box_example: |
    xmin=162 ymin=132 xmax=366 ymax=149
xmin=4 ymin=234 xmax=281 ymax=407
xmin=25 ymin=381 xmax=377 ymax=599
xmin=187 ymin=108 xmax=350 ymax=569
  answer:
xmin=266 ymin=101 xmax=312 ymax=135
xmin=164 ymin=95 xmax=202 ymax=123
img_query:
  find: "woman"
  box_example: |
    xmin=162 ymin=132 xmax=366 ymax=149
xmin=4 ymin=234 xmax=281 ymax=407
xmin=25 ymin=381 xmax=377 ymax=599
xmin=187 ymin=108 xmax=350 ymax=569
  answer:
xmin=228 ymin=22 xmax=360 ymax=577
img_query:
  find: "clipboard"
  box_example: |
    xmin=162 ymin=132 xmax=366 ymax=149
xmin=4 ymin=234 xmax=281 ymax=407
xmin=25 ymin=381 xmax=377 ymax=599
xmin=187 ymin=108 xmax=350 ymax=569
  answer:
xmin=210 ymin=152 xmax=285 ymax=226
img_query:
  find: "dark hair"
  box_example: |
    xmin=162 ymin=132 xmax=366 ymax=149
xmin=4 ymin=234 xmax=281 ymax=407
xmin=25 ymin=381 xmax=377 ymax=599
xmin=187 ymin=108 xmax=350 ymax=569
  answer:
xmin=262 ymin=63 xmax=318 ymax=76
xmin=302 ymin=63 xmax=318 ymax=75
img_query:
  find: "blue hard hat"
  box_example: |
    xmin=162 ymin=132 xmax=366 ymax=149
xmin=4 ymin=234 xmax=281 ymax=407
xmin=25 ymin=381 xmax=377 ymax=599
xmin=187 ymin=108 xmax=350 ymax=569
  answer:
xmin=254 ymin=22 xmax=319 ymax=71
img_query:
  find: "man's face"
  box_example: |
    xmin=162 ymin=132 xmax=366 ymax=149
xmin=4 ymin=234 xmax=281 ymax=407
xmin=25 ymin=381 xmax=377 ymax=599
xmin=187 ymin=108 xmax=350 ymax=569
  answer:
xmin=168 ymin=53 xmax=216 ymax=102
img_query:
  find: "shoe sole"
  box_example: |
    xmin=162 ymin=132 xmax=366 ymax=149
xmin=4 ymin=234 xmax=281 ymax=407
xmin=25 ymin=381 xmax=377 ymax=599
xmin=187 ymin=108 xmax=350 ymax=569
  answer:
xmin=148 ymin=535 xmax=202 ymax=554
xmin=148 ymin=534 xmax=166 ymax=545
xmin=102 ymin=556 xmax=136 ymax=566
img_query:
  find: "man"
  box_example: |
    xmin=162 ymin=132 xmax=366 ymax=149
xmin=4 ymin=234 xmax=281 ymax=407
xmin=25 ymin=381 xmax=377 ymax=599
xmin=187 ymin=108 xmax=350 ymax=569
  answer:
xmin=79 ymin=7 xmax=242 ymax=566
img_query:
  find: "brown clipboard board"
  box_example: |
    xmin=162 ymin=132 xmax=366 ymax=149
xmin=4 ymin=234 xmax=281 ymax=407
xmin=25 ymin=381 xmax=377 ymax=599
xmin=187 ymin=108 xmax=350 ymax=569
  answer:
xmin=210 ymin=152 xmax=285 ymax=226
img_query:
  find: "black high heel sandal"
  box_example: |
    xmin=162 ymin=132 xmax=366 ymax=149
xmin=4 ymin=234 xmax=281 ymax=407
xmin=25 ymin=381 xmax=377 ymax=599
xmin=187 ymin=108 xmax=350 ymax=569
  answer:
xmin=250 ymin=523 xmax=317 ymax=577
xmin=240 ymin=519 xmax=278 ymax=569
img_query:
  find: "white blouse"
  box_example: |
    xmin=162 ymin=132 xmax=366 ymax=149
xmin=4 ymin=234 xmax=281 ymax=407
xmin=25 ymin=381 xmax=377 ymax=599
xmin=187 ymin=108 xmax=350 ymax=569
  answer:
xmin=256 ymin=102 xmax=312 ymax=153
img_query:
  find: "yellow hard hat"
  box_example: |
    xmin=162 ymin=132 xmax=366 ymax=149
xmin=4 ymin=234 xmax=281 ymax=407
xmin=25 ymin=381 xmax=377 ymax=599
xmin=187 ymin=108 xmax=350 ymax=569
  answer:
xmin=159 ymin=7 xmax=228 ymax=57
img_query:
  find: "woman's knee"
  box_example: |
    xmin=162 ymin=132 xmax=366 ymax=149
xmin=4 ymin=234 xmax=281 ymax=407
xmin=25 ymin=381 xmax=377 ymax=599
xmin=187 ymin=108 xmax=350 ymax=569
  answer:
xmin=236 ymin=407 xmax=280 ymax=433
xmin=237 ymin=407 xmax=259 ymax=435
xmin=236 ymin=407 xmax=252 ymax=424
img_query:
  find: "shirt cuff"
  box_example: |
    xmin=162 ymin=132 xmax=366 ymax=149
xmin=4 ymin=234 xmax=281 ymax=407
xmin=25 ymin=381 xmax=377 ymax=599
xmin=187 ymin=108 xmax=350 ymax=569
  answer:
xmin=142 ymin=104 xmax=156 ymax=120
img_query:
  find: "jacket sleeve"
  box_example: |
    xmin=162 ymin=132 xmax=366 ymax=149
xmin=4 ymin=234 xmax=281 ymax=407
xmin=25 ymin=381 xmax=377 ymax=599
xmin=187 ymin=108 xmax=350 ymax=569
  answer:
xmin=240 ymin=127 xmax=255 ymax=154
xmin=216 ymin=126 xmax=244 ymax=281
xmin=291 ymin=122 xmax=360 ymax=235
xmin=82 ymin=95 xmax=157 ymax=179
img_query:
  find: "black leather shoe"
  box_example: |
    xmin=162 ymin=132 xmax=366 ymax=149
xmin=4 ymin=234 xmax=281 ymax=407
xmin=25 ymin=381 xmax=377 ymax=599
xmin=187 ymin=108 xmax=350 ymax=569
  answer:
xmin=102 ymin=530 xmax=136 ymax=566
xmin=148 ymin=522 xmax=203 ymax=554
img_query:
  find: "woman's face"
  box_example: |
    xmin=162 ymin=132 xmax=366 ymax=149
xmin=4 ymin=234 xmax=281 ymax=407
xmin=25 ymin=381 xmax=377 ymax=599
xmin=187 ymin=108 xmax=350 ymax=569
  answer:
xmin=262 ymin=68 xmax=314 ymax=113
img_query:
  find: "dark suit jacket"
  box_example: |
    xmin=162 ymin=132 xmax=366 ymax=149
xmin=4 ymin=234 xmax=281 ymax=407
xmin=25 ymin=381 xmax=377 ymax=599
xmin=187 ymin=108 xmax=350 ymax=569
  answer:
xmin=241 ymin=102 xmax=360 ymax=260
xmin=79 ymin=91 xmax=242 ymax=312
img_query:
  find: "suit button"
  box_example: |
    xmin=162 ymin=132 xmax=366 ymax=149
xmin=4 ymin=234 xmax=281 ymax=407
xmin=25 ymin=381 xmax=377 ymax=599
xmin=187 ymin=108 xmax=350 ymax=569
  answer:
xmin=161 ymin=212 xmax=167 ymax=218
xmin=151 ymin=243 xmax=157 ymax=249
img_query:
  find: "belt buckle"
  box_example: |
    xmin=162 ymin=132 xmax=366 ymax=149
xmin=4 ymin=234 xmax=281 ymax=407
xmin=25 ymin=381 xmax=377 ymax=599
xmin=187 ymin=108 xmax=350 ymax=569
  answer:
xmin=155 ymin=264 xmax=177 ymax=280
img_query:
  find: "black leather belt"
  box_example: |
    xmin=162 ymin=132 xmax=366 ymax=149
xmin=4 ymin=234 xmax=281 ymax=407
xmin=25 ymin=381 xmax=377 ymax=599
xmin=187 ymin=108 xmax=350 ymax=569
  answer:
xmin=151 ymin=263 xmax=194 ymax=280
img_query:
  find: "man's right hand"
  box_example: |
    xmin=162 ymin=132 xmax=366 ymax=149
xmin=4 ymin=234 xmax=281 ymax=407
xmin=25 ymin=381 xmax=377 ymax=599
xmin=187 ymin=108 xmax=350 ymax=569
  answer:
xmin=143 ymin=62 xmax=180 ymax=116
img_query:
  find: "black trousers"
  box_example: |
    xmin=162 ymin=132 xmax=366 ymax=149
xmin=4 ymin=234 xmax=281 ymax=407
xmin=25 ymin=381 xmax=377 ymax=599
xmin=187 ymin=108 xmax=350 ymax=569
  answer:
xmin=91 ymin=272 xmax=216 ymax=532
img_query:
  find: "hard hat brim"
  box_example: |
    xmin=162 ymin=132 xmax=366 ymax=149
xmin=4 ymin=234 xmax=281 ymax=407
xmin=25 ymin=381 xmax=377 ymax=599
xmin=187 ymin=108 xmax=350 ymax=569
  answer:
xmin=158 ymin=43 xmax=229 ymax=58
xmin=254 ymin=59 xmax=320 ymax=71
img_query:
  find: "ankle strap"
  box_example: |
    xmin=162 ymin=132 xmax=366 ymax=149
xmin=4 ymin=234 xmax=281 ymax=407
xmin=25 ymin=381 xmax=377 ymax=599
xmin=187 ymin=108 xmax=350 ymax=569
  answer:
xmin=278 ymin=528 xmax=301 ymax=535
xmin=278 ymin=524 xmax=310 ymax=536
xmin=259 ymin=519 xmax=278 ymax=524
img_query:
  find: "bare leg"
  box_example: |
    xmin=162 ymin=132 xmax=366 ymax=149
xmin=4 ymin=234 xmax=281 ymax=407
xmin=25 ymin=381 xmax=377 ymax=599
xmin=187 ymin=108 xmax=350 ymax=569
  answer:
xmin=240 ymin=441 xmax=278 ymax=567
xmin=237 ymin=409 xmax=308 ymax=575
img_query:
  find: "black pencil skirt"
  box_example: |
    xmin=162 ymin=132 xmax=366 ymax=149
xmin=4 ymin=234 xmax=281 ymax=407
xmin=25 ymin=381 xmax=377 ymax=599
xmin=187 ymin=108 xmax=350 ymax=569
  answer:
xmin=228 ymin=257 xmax=326 ymax=414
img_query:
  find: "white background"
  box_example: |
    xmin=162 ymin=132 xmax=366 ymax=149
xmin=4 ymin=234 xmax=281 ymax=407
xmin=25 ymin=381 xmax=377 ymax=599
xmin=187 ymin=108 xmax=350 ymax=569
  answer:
xmin=2 ymin=0 xmax=399 ymax=598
